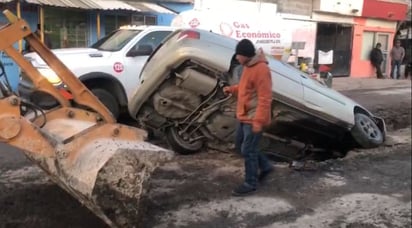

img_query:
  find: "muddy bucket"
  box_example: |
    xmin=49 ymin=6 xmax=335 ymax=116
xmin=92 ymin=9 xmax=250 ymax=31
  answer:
xmin=2 ymin=104 xmax=174 ymax=227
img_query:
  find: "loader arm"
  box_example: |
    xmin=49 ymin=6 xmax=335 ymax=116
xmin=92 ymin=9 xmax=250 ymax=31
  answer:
xmin=0 ymin=10 xmax=174 ymax=227
xmin=2 ymin=10 xmax=114 ymax=123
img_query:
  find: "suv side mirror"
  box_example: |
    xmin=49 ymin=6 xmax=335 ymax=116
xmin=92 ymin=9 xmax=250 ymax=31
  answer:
xmin=126 ymin=44 xmax=154 ymax=57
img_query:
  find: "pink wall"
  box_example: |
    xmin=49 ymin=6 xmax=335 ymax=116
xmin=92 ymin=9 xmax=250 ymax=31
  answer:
xmin=350 ymin=18 xmax=396 ymax=78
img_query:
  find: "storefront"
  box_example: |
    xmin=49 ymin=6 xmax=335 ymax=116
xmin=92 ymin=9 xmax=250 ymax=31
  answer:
xmin=313 ymin=21 xmax=354 ymax=77
xmin=351 ymin=18 xmax=397 ymax=78
xmin=350 ymin=0 xmax=408 ymax=78
xmin=0 ymin=0 xmax=181 ymax=90
xmin=397 ymin=20 xmax=411 ymax=78
xmin=311 ymin=0 xmax=361 ymax=77
xmin=0 ymin=1 xmax=30 ymax=89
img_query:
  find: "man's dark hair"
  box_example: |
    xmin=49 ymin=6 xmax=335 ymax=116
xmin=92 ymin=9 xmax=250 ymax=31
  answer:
xmin=376 ymin=43 xmax=381 ymax=47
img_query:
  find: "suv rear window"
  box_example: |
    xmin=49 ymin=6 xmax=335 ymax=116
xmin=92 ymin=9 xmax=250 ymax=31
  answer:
xmin=91 ymin=29 xmax=142 ymax=51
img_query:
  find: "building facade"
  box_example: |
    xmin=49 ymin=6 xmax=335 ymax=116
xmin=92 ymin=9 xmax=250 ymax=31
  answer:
xmin=0 ymin=0 xmax=193 ymax=89
xmin=351 ymin=0 xmax=408 ymax=77
xmin=283 ymin=0 xmax=408 ymax=77
xmin=0 ymin=0 xmax=409 ymax=87
xmin=243 ymin=0 xmax=408 ymax=77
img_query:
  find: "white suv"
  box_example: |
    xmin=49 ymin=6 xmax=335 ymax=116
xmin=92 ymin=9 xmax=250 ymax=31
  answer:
xmin=19 ymin=25 xmax=175 ymax=118
xmin=129 ymin=29 xmax=386 ymax=155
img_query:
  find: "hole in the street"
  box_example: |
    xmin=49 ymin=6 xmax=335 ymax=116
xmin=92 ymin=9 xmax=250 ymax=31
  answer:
xmin=262 ymin=107 xmax=412 ymax=163
xmin=121 ymin=105 xmax=411 ymax=165
xmin=259 ymin=137 xmax=351 ymax=163
xmin=373 ymin=106 xmax=411 ymax=131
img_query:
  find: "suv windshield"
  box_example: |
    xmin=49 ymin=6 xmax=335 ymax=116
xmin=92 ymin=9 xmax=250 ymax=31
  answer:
xmin=91 ymin=29 xmax=143 ymax=51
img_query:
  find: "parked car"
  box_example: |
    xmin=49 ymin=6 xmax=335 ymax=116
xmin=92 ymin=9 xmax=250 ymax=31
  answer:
xmin=128 ymin=29 xmax=386 ymax=155
xmin=19 ymin=25 xmax=175 ymax=118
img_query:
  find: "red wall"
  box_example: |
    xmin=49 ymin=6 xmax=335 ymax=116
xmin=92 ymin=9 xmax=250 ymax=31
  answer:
xmin=362 ymin=0 xmax=408 ymax=21
xmin=350 ymin=18 xmax=396 ymax=78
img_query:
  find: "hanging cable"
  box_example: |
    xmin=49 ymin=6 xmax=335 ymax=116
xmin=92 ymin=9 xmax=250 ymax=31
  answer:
xmin=0 ymin=59 xmax=47 ymax=127
xmin=0 ymin=59 xmax=13 ymax=96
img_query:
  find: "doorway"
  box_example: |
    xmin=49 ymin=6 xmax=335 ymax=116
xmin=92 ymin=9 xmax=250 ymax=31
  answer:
xmin=376 ymin=33 xmax=390 ymax=74
xmin=314 ymin=23 xmax=353 ymax=77
xmin=362 ymin=31 xmax=391 ymax=76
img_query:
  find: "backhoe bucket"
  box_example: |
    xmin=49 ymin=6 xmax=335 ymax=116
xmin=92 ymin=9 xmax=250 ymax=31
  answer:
xmin=0 ymin=100 xmax=174 ymax=227
xmin=36 ymin=111 xmax=174 ymax=228
xmin=0 ymin=11 xmax=174 ymax=227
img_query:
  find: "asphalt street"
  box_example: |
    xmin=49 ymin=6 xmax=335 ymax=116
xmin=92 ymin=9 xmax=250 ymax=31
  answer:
xmin=0 ymin=78 xmax=411 ymax=228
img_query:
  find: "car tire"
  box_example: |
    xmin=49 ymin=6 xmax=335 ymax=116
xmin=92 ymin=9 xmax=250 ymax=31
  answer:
xmin=351 ymin=113 xmax=384 ymax=148
xmin=166 ymin=126 xmax=203 ymax=155
xmin=90 ymin=88 xmax=120 ymax=119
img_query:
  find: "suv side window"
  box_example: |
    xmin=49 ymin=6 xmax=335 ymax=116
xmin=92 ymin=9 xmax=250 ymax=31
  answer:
xmin=132 ymin=31 xmax=171 ymax=51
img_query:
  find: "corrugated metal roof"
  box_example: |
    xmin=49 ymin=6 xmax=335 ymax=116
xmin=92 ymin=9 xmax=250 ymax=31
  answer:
xmin=136 ymin=0 xmax=193 ymax=3
xmin=124 ymin=1 xmax=176 ymax=14
xmin=116 ymin=0 xmax=193 ymax=3
xmin=94 ymin=0 xmax=138 ymax=11
xmin=0 ymin=0 xmax=193 ymax=3
xmin=24 ymin=0 xmax=101 ymax=9
xmin=2 ymin=0 xmax=179 ymax=13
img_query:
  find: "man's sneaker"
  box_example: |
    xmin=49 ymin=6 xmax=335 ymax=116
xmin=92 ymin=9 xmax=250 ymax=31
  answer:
xmin=258 ymin=168 xmax=273 ymax=182
xmin=232 ymin=183 xmax=256 ymax=196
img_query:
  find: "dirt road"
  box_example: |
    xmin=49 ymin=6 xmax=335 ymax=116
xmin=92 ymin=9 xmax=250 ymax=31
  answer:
xmin=0 ymin=79 xmax=411 ymax=228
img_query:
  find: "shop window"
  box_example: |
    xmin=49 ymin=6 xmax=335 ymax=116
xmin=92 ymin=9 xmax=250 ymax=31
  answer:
xmin=44 ymin=8 xmax=88 ymax=48
xmin=104 ymin=15 xmax=130 ymax=34
xmin=315 ymin=23 xmax=353 ymax=76
xmin=131 ymin=15 xmax=157 ymax=26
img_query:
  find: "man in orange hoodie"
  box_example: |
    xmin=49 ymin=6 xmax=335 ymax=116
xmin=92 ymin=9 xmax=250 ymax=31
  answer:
xmin=224 ymin=39 xmax=273 ymax=196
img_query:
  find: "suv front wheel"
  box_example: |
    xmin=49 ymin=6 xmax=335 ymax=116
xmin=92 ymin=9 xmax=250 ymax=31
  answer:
xmin=351 ymin=113 xmax=384 ymax=148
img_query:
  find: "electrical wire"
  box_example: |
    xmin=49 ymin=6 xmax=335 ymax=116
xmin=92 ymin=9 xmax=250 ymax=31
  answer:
xmin=20 ymin=100 xmax=47 ymax=128
xmin=0 ymin=60 xmax=13 ymax=96
xmin=0 ymin=59 xmax=47 ymax=128
xmin=0 ymin=60 xmax=13 ymax=94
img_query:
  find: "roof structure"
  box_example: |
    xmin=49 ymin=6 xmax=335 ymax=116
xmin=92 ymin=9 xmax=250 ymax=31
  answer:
xmin=0 ymin=0 xmax=180 ymax=13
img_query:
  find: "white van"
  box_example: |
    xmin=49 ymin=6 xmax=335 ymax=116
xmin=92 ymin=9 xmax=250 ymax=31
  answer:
xmin=171 ymin=3 xmax=317 ymax=63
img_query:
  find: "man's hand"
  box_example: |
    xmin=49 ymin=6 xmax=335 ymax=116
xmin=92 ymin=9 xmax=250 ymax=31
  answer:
xmin=252 ymin=123 xmax=263 ymax=133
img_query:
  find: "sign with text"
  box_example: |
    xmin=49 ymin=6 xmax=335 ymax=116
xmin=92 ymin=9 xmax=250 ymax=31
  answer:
xmin=172 ymin=8 xmax=292 ymax=57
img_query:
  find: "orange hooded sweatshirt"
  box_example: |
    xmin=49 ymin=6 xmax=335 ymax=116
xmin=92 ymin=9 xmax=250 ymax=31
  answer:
xmin=227 ymin=53 xmax=272 ymax=128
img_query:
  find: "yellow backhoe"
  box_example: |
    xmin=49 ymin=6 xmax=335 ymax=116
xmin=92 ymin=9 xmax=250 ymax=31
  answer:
xmin=0 ymin=10 xmax=174 ymax=227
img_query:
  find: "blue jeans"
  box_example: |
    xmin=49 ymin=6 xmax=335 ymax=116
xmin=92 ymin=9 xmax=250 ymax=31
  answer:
xmin=391 ymin=60 xmax=402 ymax=79
xmin=235 ymin=122 xmax=272 ymax=188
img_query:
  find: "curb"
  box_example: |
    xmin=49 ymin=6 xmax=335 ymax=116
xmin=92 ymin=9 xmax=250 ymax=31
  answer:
xmin=332 ymin=78 xmax=411 ymax=91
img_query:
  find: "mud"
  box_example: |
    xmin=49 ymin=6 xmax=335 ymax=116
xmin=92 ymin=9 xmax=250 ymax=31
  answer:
xmin=0 ymin=85 xmax=411 ymax=228
xmin=340 ymin=88 xmax=411 ymax=131
xmin=93 ymin=147 xmax=172 ymax=228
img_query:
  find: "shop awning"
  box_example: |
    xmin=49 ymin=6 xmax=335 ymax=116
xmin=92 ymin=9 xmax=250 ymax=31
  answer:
xmin=19 ymin=0 xmax=177 ymax=14
xmin=123 ymin=1 xmax=176 ymax=14
xmin=157 ymin=0 xmax=192 ymax=2
xmin=24 ymin=0 xmax=101 ymax=9
xmin=94 ymin=0 xmax=138 ymax=11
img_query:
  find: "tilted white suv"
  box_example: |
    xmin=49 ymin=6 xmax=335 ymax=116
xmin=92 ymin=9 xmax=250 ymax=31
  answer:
xmin=19 ymin=25 xmax=175 ymax=118
xmin=129 ymin=29 xmax=386 ymax=155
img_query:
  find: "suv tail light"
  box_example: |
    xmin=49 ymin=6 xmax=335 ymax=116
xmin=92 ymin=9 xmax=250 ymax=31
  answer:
xmin=178 ymin=30 xmax=200 ymax=39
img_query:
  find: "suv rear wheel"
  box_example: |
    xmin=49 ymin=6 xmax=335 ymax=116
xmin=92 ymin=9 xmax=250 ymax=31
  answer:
xmin=166 ymin=126 xmax=203 ymax=155
xmin=91 ymin=88 xmax=120 ymax=119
